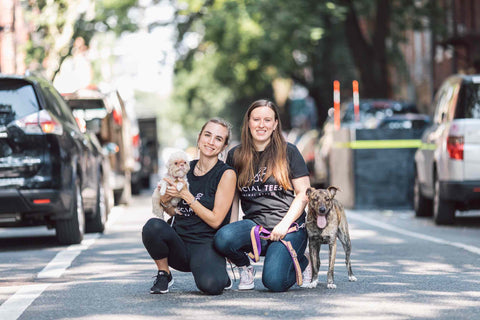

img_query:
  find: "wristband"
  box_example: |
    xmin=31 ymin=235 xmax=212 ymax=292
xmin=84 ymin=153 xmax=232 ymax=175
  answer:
xmin=187 ymin=198 xmax=197 ymax=206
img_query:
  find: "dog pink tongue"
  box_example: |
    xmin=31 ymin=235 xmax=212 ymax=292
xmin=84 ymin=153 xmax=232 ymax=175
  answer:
xmin=317 ymin=215 xmax=327 ymax=229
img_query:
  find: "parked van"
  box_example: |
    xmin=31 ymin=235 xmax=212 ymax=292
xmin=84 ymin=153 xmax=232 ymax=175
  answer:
xmin=63 ymin=88 xmax=134 ymax=205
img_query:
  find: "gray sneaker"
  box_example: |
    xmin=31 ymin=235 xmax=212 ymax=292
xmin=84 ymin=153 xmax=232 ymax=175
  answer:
xmin=238 ymin=265 xmax=255 ymax=290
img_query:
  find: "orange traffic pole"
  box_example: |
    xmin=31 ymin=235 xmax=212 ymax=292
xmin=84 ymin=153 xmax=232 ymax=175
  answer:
xmin=353 ymin=80 xmax=359 ymax=123
xmin=333 ymin=80 xmax=340 ymax=130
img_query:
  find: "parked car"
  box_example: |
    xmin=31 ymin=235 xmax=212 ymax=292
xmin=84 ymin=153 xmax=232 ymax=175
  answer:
xmin=376 ymin=113 xmax=431 ymax=130
xmin=310 ymin=99 xmax=419 ymax=187
xmin=63 ymin=88 xmax=135 ymax=205
xmin=0 ymin=73 xmax=110 ymax=244
xmin=414 ymin=74 xmax=480 ymax=224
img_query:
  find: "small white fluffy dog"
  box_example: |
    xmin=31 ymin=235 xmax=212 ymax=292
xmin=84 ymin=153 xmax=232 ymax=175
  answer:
xmin=152 ymin=151 xmax=190 ymax=219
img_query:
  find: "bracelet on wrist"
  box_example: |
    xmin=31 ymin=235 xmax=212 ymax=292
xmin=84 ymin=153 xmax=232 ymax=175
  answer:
xmin=187 ymin=198 xmax=197 ymax=206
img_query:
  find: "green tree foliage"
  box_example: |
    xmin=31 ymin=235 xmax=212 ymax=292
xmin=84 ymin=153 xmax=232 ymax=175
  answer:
xmin=23 ymin=0 xmax=138 ymax=80
xmin=171 ymin=0 xmax=440 ymax=127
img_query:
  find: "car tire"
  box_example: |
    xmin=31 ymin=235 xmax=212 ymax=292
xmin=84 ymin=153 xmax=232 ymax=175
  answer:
xmin=86 ymin=178 xmax=108 ymax=233
xmin=433 ymin=177 xmax=455 ymax=225
xmin=413 ymin=173 xmax=432 ymax=217
xmin=56 ymin=178 xmax=85 ymax=244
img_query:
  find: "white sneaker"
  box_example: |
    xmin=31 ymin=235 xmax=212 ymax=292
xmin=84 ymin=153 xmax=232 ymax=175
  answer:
xmin=301 ymin=254 xmax=312 ymax=288
xmin=238 ymin=265 xmax=255 ymax=290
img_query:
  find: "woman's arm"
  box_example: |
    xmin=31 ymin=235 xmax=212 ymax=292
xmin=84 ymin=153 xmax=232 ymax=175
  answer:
xmin=166 ymin=169 xmax=237 ymax=229
xmin=229 ymin=191 xmax=240 ymax=223
xmin=270 ymin=175 xmax=311 ymax=241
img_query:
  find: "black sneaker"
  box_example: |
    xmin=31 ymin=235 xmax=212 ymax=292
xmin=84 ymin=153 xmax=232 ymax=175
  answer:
xmin=224 ymin=276 xmax=233 ymax=290
xmin=150 ymin=270 xmax=174 ymax=294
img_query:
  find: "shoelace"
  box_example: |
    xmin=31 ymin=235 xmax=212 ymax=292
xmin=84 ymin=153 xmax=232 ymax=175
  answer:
xmin=238 ymin=266 xmax=254 ymax=282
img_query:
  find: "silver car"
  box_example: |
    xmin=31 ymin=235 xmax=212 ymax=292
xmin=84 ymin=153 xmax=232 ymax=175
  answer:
xmin=414 ymin=74 xmax=480 ymax=224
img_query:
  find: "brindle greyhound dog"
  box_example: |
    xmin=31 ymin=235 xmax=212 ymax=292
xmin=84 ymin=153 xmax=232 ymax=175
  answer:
xmin=303 ymin=186 xmax=357 ymax=289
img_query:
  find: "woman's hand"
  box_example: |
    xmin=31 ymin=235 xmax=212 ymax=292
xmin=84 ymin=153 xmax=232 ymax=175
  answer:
xmin=270 ymin=221 xmax=291 ymax=241
xmin=164 ymin=178 xmax=189 ymax=198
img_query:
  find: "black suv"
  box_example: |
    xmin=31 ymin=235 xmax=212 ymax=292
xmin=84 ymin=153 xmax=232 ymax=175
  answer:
xmin=0 ymin=74 xmax=109 ymax=244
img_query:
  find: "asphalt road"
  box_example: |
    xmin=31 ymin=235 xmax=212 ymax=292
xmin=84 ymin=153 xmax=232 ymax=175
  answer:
xmin=1 ymin=191 xmax=480 ymax=320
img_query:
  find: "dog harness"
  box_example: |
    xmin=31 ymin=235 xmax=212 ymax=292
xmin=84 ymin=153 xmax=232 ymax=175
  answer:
xmin=247 ymin=223 xmax=304 ymax=286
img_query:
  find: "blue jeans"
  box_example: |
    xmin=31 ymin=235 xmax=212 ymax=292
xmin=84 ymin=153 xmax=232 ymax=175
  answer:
xmin=214 ymin=219 xmax=308 ymax=292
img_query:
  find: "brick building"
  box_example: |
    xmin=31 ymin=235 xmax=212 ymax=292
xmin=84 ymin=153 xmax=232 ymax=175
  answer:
xmin=0 ymin=0 xmax=28 ymax=74
xmin=402 ymin=0 xmax=480 ymax=114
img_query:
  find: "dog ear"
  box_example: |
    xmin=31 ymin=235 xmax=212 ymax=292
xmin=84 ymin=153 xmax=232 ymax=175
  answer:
xmin=306 ymin=187 xmax=314 ymax=197
xmin=327 ymin=186 xmax=340 ymax=199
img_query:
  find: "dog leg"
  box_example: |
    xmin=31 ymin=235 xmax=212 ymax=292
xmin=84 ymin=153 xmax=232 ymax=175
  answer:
xmin=151 ymin=188 xmax=164 ymax=218
xmin=159 ymin=181 xmax=167 ymax=195
xmin=176 ymin=182 xmax=184 ymax=192
xmin=327 ymin=241 xmax=337 ymax=289
xmin=305 ymin=239 xmax=321 ymax=288
xmin=338 ymin=221 xmax=357 ymax=282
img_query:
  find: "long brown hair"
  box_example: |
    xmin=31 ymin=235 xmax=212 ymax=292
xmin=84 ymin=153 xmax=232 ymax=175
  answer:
xmin=233 ymin=99 xmax=291 ymax=190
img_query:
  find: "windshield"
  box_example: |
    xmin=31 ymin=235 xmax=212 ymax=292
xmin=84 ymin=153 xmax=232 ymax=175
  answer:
xmin=341 ymin=100 xmax=417 ymax=127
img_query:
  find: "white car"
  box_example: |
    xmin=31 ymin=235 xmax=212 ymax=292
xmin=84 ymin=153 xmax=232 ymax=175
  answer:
xmin=414 ymin=74 xmax=480 ymax=224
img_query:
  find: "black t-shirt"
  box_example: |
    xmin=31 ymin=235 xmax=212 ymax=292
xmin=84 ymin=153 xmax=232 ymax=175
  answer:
xmin=173 ymin=160 xmax=233 ymax=244
xmin=226 ymin=142 xmax=309 ymax=229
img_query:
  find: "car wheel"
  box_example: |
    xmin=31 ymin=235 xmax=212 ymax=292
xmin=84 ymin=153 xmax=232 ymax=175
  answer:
xmin=413 ymin=173 xmax=432 ymax=217
xmin=433 ymin=177 xmax=455 ymax=225
xmin=56 ymin=178 xmax=85 ymax=244
xmin=86 ymin=179 xmax=108 ymax=233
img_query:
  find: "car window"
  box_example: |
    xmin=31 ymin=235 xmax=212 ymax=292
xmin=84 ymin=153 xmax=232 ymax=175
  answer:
xmin=39 ymin=83 xmax=64 ymax=120
xmin=0 ymin=80 xmax=40 ymax=125
xmin=456 ymin=82 xmax=480 ymax=119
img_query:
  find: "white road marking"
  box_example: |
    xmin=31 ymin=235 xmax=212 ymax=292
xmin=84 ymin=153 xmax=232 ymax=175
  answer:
xmin=0 ymin=284 xmax=50 ymax=320
xmin=0 ymin=233 xmax=102 ymax=320
xmin=37 ymin=234 xmax=99 ymax=279
xmin=348 ymin=211 xmax=480 ymax=256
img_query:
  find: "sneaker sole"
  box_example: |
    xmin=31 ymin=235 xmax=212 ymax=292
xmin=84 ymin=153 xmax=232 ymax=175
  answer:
xmin=238 ymin=283 xmax=254 ymax=290
xmin=224 ymin=275 xmax=233 ymax=290
xmin=150 ymin=279 xmax=174 ymax=294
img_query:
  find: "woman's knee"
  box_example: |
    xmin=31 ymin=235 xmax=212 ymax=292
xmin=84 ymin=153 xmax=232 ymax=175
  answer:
xmin=142 ymin=218 xmax=166 ymax=241
xmin=262 ymin=271 xmax=289 ymax=292
xmin=195 ymin=275 xmax=225 ymax=295
xmin=213 ymin=226 xmax=232 ymax=252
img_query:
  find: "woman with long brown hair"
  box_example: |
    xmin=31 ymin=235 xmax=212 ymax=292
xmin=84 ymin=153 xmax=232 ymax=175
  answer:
xmin=214 ymin=99 xmax=311 ymax=292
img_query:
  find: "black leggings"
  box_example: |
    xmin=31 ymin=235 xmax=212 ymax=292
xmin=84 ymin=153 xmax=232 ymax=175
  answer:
xmin=142 ymin=218 xmax=229 ymax=295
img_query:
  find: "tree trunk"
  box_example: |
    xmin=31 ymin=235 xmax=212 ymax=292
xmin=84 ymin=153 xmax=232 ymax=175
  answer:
xmin=343 ymin=0 xmax=390 ymax=99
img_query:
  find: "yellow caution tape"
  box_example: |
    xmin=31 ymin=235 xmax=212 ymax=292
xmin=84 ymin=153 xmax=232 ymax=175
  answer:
xmin=419 ymin=143 xmax=436 ymax=150
xmin=334 ymin=139 xmax=423 ymax=149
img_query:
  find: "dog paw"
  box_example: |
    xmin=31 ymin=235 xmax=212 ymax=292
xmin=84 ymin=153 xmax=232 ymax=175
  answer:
xmin=176 ymin=182 xmax=184 ymax=191
xmin=327 ymin=283 xmax=336 ymax=289
xmin=349 ymin=275 xmax=357 ymax=282
xmin=301 ymin=280 xmax=318 ymax=288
